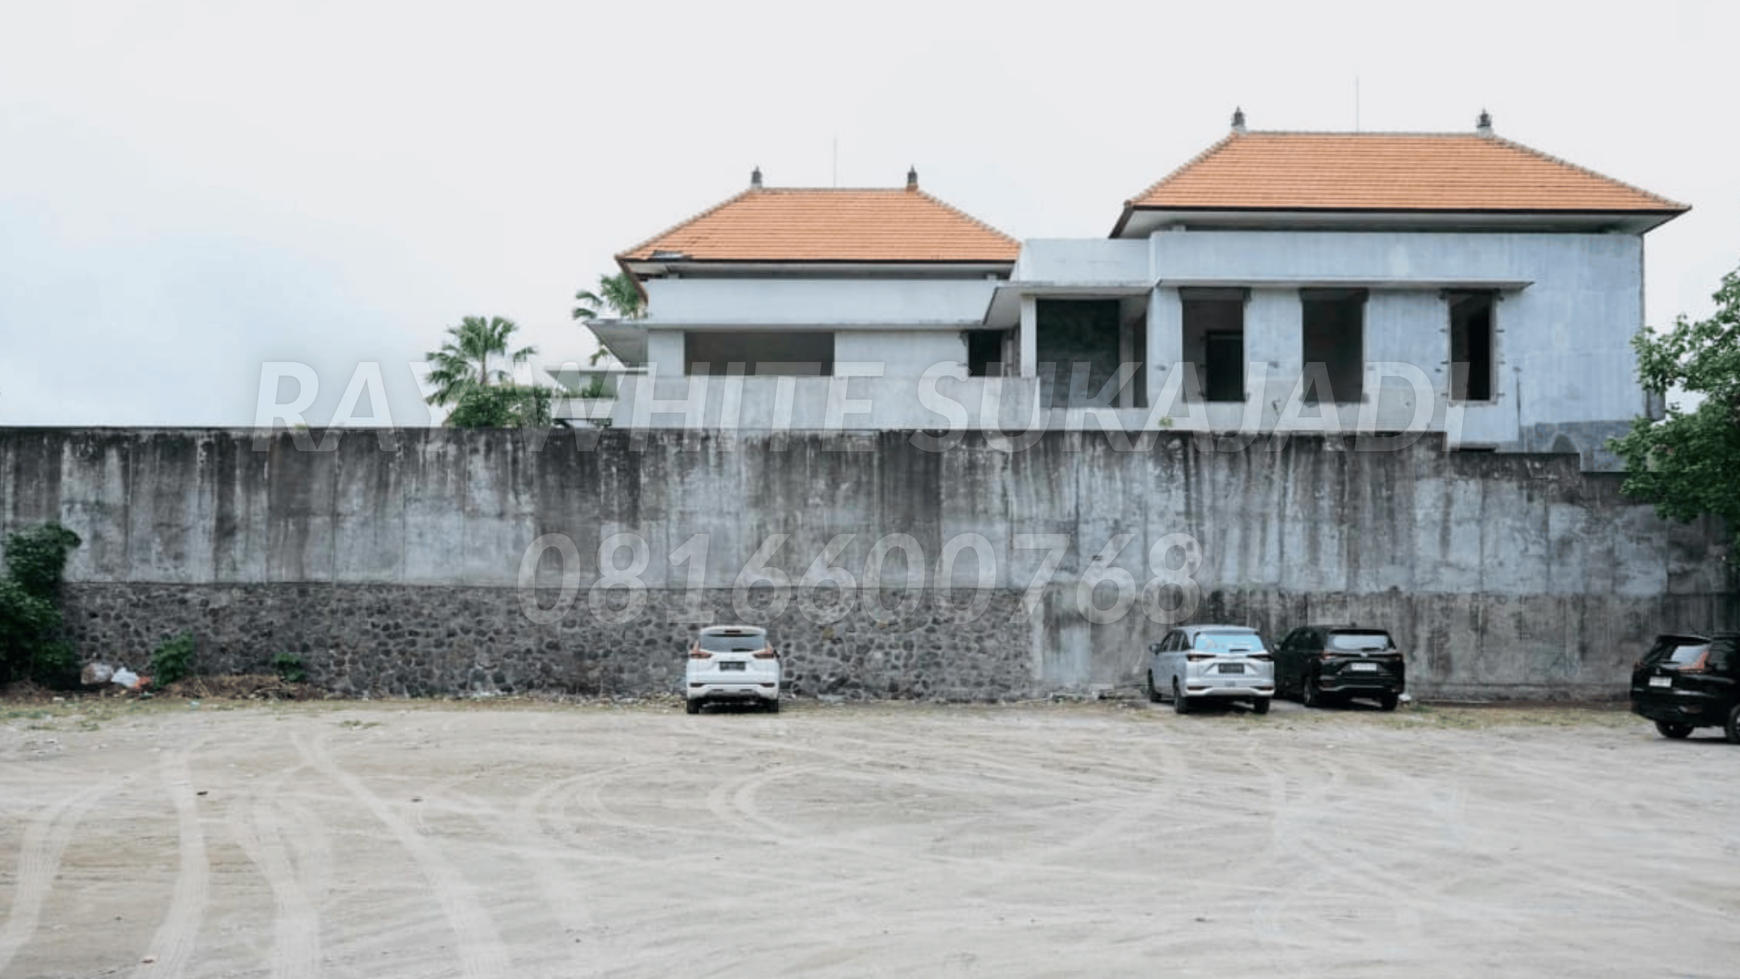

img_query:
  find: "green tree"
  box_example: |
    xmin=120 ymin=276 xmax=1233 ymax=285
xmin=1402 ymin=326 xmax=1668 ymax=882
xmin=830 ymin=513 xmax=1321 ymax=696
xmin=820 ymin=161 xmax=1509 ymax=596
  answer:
xmin=1608 ymin=264 xmax=1740 ymax=546
xmin=423 ymin=315 xmax=537 ymax=409
xmin=572 ymin=271 xmax=645 ymax=321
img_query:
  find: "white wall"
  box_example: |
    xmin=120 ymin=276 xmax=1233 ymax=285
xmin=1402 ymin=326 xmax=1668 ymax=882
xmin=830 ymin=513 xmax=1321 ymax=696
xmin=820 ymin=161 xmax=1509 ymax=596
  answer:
xmin=1144 ymin=229 xmax=1646 ymax=433
xmin=598 ymin=229 xmax=1648 ymax=447
xmin=645 ymin=277 xmax=998 ymax=324
xmin=640 ymin=327 xmax=967 ymax=379
xmin=835 ymin=331 xmax=967 ymax=376
xmin=646 ymin=330 xmax=684 ymax=371
xmin=1014 ymin=239 xmax=1148 ymax=283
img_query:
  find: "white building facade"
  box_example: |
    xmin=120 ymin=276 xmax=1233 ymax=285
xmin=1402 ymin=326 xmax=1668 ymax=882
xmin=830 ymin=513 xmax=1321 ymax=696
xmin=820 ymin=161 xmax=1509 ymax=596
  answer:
xmin=561 ymin=115 xmax=1686 ymax=469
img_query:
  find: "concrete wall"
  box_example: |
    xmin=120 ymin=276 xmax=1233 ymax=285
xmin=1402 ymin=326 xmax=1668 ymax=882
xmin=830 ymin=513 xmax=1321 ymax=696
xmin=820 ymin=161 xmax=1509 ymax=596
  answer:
xmin=1014 ymin=239 xmax=1148 ymax=284
xmin=833 ymin=331 xmax=966 ymax=377
xmin=2 ymin=427 xmax=1730 ymax=700
xmin=645 ymin=278 xmax=999 ymax=324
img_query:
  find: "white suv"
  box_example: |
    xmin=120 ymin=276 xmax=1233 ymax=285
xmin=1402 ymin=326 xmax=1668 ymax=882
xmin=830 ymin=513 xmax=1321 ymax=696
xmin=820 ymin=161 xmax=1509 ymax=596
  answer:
xmin=1146 ymin=625 xmax=1274 ymax=714
xmin=685 ymin=626 xmax=781 ymax=714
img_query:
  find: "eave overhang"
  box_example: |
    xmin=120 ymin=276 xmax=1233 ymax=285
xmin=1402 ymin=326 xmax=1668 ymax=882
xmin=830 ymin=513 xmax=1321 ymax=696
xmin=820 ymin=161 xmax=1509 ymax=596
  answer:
xmin=1112 ymin=206 xmax=1686 ymax=239
xmin=619 ymin=258 xmax=1015 ymax=280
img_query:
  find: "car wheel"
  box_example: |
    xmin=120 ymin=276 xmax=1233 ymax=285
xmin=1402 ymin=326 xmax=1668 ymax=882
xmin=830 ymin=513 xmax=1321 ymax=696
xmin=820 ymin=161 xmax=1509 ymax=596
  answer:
xmin=685 ymin=698 xmax=702 ymax=715
xmin=1251 ymin=697 xmax=1270 ymax=716
xmin=1301 ymin=675 xmax=1322 ymax=709
xmin=1172 ymin=680 xmax=1190 ymax=715
xmin=1379 ymin=693 xmax=1399 ymax=712
xmin=766 ymin=698 xmax=780 ymax=714
xmin=1654 ymin=719 xmax=1692 ymax=739
xmin=1146 ymin=671 xmax=1162 ymax=703
xmin=1725 ymin=705 xmax=1740 ymax=745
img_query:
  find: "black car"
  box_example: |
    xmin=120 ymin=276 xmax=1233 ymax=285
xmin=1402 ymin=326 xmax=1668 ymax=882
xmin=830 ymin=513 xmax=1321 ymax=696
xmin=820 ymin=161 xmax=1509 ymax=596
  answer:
xmin=1274 ymin=625 xmax=1405 ymax=711
xmin=1630 ymin=633 xmax=1740 ymax=742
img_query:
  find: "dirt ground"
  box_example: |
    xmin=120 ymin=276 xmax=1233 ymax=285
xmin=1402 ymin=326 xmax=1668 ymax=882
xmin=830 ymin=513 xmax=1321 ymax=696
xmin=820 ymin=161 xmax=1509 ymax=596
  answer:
xmin=0 ymin=695 xmax=1735 ymax=979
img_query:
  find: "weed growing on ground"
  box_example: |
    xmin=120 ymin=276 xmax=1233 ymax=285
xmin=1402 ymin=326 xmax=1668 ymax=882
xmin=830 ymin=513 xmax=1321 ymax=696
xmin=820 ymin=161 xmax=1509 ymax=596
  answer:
xmin=271 ymin=652 xmax=306 ymax=683
xmin=150 ymin=632 xmax=197 ymax=686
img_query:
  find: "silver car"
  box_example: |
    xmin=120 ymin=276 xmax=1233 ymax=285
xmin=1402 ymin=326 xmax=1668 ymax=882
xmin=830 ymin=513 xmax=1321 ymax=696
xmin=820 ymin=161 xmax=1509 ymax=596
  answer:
xmin=1145 ymin=625 xmax=1274 ymax=714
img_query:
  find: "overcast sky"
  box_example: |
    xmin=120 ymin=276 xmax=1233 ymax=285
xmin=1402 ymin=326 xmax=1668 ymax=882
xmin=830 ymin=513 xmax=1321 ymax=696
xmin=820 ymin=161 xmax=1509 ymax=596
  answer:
xmin=2 ymin=0 xmax=1736 ymax=427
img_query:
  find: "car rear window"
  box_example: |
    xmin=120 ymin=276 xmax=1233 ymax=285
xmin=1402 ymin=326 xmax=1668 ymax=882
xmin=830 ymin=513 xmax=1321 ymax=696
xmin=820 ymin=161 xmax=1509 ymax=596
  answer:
xmin=1661 ymin=642 xmax=1711 ymax=667
xmin=1194 ymin=632 xmax=1265 ymax=653
xmin=1327 ymin=631 xmax=1394 ymax=652
xmin=699 ymin=632 xmax=767 ymax=653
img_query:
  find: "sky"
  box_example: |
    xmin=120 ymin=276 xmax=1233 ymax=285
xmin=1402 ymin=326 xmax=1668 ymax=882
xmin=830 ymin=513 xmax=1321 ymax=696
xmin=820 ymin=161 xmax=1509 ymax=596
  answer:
xmin=1 ymin=0 xmax=1736 ymax=428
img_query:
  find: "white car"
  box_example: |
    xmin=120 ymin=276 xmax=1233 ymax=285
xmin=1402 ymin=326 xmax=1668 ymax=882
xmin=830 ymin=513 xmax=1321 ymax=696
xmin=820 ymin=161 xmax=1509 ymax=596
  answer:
xmin=1146 ymin=624 xmax=1274 ymax=714
xmin=685 ymin=625 xmax=781 ymax=714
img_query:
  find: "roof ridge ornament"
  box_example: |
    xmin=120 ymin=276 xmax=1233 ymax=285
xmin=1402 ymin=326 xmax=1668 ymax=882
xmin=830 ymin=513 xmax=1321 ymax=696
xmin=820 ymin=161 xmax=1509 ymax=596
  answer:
xmin=1477 ymin=109 xmax=1493 ymax=137
xmin=751 ymin=166 xmax=763 ymax=188
xmin=1232 ymin=107 xmax=1246 ymax=134
xmin=906 ymin=166 xmax=918 ymax=191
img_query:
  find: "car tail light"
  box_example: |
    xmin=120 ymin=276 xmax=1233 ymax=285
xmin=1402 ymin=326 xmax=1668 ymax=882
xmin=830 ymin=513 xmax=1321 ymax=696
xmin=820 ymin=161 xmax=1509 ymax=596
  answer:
xmin=753 ymin=647 xmax=778 ymax=659
xmin=1247 ymin=653 xmax=1272 ymax=662
xmin=1186 ymin=653 xmax=1213 ymax=662
xmin=688 ymin=648 xmax=712 ymax=659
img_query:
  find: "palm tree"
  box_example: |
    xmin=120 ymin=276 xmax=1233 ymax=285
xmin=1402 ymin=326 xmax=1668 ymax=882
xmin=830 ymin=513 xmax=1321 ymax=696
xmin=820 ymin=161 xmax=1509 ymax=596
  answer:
xmin=423 ymin=315 xmax=536 ymax=407
xmin=572 ymin=271 xmax=645 ymax=321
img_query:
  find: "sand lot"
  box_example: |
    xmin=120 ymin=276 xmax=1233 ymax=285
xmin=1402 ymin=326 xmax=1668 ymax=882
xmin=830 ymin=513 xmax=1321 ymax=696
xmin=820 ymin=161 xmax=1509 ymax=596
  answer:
xmin=0 ymin=696 xmax=1735 ymax=979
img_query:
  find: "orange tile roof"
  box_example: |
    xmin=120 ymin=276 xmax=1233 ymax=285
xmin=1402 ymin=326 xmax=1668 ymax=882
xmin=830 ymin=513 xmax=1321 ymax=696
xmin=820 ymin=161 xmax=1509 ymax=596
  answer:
xmin=619 ymin=186 xmax=1020 ymax=264
xmin=1124 ymin=132 xmax=1688 ymax=215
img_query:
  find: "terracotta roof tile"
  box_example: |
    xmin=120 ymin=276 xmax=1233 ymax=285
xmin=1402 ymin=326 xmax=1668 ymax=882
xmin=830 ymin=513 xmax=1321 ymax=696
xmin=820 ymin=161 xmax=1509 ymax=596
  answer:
xmin=619 ymin=186 xmax=1019 ymax=263
xmin=1124 ymin=132 xmax=1688 ymax=214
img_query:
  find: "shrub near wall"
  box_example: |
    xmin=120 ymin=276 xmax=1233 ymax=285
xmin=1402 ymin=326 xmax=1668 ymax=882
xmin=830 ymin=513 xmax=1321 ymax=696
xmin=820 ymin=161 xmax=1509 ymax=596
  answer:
xmin=0 ymin=522 xmax=82 ymax=686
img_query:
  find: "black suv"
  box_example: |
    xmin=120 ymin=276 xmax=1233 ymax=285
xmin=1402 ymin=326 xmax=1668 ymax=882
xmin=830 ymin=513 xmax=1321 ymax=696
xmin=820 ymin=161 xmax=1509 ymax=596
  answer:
xmin=1630 ymin=633 xmax=1740 ymax=742
xmin=1274 ymin=626 xmax=1405 ymax=711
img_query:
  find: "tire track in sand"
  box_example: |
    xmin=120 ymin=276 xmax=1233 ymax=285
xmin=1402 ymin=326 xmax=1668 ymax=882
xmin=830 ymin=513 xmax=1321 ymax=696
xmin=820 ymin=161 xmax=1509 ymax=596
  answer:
xmin=0 ymin=779 xmax=119 ymax=977
xmin=129 ymin=746 xmax=210 ymax=979
xmin=302 ymin=731 xmax=513 ymax=979
xmin=224 ymin=739 xmax=333 ymax=979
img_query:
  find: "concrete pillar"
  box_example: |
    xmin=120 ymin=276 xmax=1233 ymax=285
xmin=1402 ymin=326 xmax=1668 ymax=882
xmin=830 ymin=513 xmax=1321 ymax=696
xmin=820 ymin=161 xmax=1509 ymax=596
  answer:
xmin=1146 ymin=287 xmax=1182 ymax=408
xmin=1118 ymin=308 xmax=1135 ymax=409
xmin=1247 ymin=288 xmax=1301 ymax=427
xmin=1019 ymin=295 xmax=1038 ymax=379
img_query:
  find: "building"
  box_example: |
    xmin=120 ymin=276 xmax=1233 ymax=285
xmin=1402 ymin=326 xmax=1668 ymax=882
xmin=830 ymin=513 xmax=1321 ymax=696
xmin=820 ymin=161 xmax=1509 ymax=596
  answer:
xmin=560 ymin=111 xmax=1687 ymax=468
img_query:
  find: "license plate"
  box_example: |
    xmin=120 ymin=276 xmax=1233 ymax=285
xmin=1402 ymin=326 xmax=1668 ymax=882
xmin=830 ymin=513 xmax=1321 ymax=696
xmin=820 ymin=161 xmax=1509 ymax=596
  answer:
xmin=1350 ymin=662 xmax=1379 ymax=672
xmin=1218 ymin=663 xmax=1244 ymax=674
xmin=1649 ymin=675 xmax=1671 ymax=688
xmin=720 ymin=661 xmax=746 ymax=672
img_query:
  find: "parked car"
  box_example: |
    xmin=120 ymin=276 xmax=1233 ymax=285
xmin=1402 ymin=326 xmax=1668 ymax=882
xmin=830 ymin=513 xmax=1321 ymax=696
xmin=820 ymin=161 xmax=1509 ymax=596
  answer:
xmin=1629 ymin=632 xmax=1740 ymax=742
xmin=1274 ymin=625 xmax=1406 ymax=711
xmin=685 ymin=625 xmax=781 ymax=714
xmin=1146 ymin=625 xmax=1273 ymax=714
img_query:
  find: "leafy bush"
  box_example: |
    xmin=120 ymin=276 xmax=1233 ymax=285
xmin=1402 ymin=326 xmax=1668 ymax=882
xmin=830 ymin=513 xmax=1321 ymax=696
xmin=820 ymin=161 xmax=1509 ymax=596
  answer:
xmin=6 ymin=523 xmax=81 ymax=596
xmin=271 ymin=651 xmax=307 ymax=683
xmin=0 ymin=522 xmax=82 ymax=686
xmin=150 ymin=631 xmax=196 ymax=686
